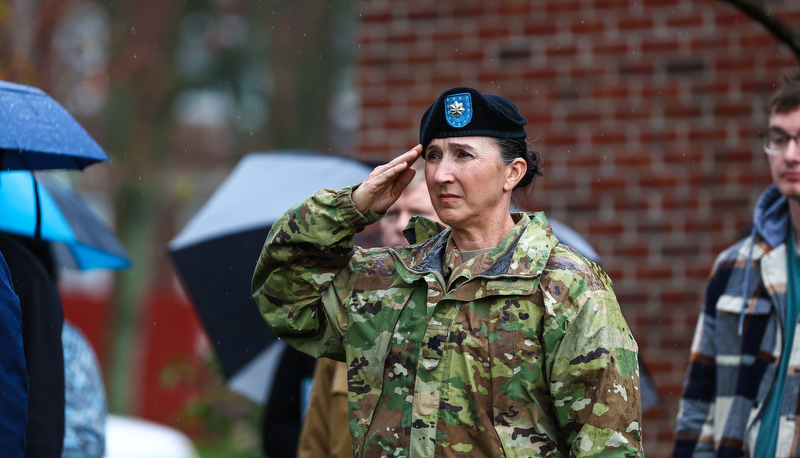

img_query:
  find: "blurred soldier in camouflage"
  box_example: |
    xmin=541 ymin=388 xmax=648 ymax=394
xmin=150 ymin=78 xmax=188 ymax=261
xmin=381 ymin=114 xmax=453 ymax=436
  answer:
xmin=252 ymin=87 xmax=643 ymax=457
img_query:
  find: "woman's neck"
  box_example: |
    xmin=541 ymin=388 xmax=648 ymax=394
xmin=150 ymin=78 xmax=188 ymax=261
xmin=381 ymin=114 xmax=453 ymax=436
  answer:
xmin=450 ymin=213 xmax=517 ymax=251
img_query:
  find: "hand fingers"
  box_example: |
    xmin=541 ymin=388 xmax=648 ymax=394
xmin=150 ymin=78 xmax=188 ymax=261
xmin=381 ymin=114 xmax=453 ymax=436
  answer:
xmin=353 ymin=145 xmax=423 ymax=213
xmin=366 ymin=145 xmax=423 ymax=188
xmin=399 ymin=144 xmax=423 ymax=169
xmin=394 ymin=166 xmax=416 ymax=191
xmin=376 ymin=145 xmax=422 ymax=173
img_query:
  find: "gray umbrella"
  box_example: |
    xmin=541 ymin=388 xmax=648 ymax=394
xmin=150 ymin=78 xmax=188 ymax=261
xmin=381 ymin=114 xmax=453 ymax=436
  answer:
xmin=168 ymin=151 xmax=372 ymax=404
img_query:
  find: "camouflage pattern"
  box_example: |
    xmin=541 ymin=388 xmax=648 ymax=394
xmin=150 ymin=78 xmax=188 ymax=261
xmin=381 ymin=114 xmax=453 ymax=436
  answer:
xmin=252 ymin=186 xmax=643 ymax=458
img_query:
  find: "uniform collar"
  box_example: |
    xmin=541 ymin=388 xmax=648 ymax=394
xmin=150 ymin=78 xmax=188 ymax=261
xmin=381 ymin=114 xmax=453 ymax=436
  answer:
xmin=394 ymin=212 xmax=557 ymax=279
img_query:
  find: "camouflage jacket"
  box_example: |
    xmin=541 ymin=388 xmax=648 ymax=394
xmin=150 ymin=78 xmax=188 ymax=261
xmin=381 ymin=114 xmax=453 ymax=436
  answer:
xmin=252 ymin=186 xmax=643 ymax=458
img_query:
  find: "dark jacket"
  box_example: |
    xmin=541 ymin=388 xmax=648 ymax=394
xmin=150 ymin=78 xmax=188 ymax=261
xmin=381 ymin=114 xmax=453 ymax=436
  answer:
xmin=261 ymin=343 xmax=316 ymax=458
xmin=0 ymin=234 xmax=65 ymax=458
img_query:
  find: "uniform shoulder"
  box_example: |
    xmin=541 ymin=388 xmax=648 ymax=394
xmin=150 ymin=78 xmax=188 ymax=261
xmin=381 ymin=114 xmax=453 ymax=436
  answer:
xmin=539 ymin=243 xmax=615 ymax=305
xmin=546 ymin=243 xmax=607 ymax=281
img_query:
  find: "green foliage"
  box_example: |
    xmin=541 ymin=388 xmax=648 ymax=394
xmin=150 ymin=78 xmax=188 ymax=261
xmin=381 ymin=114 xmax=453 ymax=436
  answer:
xmin=165 ymin=354 xmax=263 ymax=457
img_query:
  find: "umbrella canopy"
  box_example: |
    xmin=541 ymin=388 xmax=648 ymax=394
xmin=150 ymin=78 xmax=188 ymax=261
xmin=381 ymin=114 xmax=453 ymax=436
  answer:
xmin=168 ymin=151 xmax=372 ymax=404
xmin=0 ymin=171 xmax=130 ymax=270
xmin=0 ymin=80 xmax=108 ymax=171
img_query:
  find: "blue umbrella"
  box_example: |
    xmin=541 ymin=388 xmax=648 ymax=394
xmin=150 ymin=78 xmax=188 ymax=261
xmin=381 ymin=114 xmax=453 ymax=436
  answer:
xmin=0 ymin=80 xmax=108 ymax=171
xmin=0 ymin=171 xmax=130 ymax=270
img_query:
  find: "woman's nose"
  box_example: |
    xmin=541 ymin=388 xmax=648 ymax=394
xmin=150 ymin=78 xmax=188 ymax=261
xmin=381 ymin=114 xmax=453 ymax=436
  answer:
xmin=432 ymin=158 xmax=455 ymax=183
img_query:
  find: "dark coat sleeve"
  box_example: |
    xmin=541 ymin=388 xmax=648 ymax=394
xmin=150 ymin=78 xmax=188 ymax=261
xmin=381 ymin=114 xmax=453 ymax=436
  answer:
xmin=0 ymin=250 xmax=28 ymax=457
xmin=261 ymin=344 xmax=318 ymax=458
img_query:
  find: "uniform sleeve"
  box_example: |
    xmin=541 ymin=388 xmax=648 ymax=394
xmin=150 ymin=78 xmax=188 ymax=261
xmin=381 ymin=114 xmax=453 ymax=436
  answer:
xmin=547 ymin=280 xmax=643 ymax=456
xmin=673 ymin=263 xmax=731 ymax=458
xmin=251 ymin=186 xmax=382 ymax=360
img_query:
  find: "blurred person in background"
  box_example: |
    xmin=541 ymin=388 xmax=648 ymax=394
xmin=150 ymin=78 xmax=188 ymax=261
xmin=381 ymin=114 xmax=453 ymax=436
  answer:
xmin=61 ymin=320 xmax=106 ymax=457
xmin=675 ymin=70 xmax=800 ymax=457
xmin=0 ymin=234 xmax=65 ymax=458
xmin=4 ymin=236 xmax=107 ymax=457
xmin=252 ymin=87 xmax=642 ymax=456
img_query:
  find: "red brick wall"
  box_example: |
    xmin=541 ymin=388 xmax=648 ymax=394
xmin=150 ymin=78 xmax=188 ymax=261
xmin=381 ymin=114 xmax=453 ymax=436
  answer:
xmin=353 ymin=0 xmax=800 ymax=455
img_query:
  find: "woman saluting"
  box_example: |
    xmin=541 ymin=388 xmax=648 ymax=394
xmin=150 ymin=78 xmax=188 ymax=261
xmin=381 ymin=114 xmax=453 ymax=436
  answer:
xmin=252 ymin=87 xmax=643 ymax=458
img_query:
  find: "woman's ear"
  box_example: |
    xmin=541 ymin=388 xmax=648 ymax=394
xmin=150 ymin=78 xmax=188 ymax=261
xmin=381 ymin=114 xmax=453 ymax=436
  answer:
xmin=503 ymin=157 xmax=527 ymax=191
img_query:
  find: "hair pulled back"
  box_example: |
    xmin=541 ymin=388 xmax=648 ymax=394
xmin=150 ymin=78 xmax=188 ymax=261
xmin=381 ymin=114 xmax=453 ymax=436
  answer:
xmin=494 ymin=137 xmax=543 ymax=190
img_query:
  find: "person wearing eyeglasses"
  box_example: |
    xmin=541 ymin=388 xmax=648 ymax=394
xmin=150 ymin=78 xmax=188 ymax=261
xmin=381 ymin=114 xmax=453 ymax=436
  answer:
xmin=675 ymin=70 xmax=800 ymax=457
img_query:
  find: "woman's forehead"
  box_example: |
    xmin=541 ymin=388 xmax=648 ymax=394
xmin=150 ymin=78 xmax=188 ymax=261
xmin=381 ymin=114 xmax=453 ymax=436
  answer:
xmin=427 ymin=136 xmax=496 ymax=150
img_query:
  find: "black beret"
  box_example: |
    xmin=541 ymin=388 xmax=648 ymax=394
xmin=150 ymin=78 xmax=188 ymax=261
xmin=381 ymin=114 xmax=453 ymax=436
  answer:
xmin=419 ymin=87 xmax=527 ymax=150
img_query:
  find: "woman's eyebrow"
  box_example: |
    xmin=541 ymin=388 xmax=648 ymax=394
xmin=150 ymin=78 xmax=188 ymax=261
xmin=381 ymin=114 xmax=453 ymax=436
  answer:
xmin=435 ymin=141 xmax=477 ymax=151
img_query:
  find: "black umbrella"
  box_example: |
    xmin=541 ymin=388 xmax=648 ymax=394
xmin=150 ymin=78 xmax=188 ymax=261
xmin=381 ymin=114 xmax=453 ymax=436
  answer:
xmin=168 ymin=151 xmax=372 ymax=404
xmin=0 ymin=80 xmax=108 ymax=171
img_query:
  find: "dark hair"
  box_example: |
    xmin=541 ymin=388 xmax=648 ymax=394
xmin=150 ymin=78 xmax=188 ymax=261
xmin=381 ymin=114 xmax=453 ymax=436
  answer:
xmin=770 ymin=69 xmax=800 ymax=114
xmin=494 ymin=137 xmax=543 ymax=189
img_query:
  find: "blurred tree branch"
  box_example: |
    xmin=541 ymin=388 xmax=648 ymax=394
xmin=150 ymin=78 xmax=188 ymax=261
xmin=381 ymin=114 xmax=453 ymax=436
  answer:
xmin=721 ymin=0 xmax=800 ymax=62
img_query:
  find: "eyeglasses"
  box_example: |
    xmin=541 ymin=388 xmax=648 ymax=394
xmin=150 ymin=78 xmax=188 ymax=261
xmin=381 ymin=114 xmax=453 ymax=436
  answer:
xmin=761 ymin=129 xmax=800 ymax=155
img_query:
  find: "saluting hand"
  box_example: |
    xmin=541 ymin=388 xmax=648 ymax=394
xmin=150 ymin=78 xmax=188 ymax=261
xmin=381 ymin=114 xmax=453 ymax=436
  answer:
xmin=352 ymin=145 xmax=422 ymax=214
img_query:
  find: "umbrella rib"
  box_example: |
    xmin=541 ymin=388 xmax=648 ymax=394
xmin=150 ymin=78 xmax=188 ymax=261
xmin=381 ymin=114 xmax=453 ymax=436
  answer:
xmin=31 ymin=171 xmax=42 ymax=240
